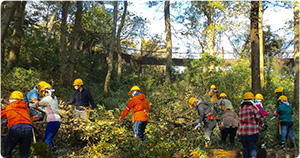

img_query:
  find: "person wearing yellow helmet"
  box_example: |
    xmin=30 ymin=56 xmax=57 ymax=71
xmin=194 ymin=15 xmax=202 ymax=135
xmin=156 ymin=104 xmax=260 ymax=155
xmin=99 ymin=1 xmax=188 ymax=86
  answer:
xmin=273 ymin=95 xmax=296 ymax=149
xmin=238 ymin=92 xmax=263 ymax=158
xmin=274 ymin=88 xmax=283 ymax=107
xmin=208 ymin=85 xmax=220 ymax=113
xmin=29 ymin=82 xmax=61 ymax=156
xmin=24 ymin=82 xmax=47 ymax=122
xmin=67 ymin=78 xmax=97 ymax=121
xmin=219 ymin=107 xmax=239 ymax=148
xmin=189 ymin=97 xmax=216 ymax=147
xmin=218 ymin=92 xmax=234 ymax=112
xmin=1 ymin=91 xmax=33 ymax=157
xmin=254 ymin=93 xmax=268 ymax=118
xmin=119 ymin=86 xmax=150 ymax=142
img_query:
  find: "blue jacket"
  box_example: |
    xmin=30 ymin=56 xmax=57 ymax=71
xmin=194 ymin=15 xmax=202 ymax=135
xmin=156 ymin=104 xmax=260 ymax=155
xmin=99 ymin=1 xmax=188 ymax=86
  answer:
xmin=67 ymin=88 xmax=97 ymax=109
xmin=24 ymin=89 xmax=39 ymax=104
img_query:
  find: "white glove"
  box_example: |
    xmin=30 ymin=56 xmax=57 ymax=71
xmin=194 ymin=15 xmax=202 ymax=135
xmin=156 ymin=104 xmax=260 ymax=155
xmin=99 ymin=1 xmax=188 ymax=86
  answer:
xmin=194 ymin=123 xmax=201 ymax=129
xmin=29 ymin=103 xmax=36 ymax=108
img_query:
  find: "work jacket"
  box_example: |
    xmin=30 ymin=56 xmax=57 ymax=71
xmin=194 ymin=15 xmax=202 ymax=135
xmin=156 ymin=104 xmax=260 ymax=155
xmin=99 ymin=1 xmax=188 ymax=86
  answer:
xmin=24 ymin=89 xmax=39 ymax=104
xmin=238 ymin=100 xmax=263 ymax=136
xmin=276 ymin=102 xmax=293 ymax=123
xmin=196 ymin=101 xmax=214 ymax=123
xmin=209 ymin=89 xmax=219 ymax=104
xmin=120 ymin=93 xmax=150 ymax=122
xmin=67 ymin=88 xmax=97 ymax=109
xmin=220 ymin=109 xmax=239 ymax=128
xmin=38 ymin=95 xmax=61 ymax=122
xmin=1 ymin=100 xmax=32 ymax=129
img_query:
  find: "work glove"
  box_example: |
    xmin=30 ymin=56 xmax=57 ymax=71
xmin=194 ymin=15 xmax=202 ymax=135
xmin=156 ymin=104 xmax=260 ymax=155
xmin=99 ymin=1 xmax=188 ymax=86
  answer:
xmin=194 ymin=123 xmax=201 ymax=129
xmin=29 ymin=103 xmax=36 ymax=108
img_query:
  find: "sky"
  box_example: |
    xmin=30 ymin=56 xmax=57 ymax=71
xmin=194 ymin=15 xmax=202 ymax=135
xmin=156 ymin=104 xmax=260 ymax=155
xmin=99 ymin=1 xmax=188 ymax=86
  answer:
xmin=126 ymin=1 xmax=294 ymax=59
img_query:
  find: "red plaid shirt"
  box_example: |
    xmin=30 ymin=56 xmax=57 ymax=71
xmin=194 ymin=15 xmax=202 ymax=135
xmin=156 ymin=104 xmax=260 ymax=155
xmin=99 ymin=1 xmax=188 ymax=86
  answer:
xmin=238 ymin=101 xmax=263 ymax=136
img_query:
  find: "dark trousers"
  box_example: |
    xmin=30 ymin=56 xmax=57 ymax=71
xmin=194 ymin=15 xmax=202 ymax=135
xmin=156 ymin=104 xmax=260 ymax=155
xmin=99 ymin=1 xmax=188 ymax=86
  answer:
xmin=44 ymin=121 xmax=60 ymax=154
xmin=133 ymin=121 xmax=147 ymax=142
xmin=239 ymin=134 xmax=259 ymax=158
xmin=221 ymin=127 xmax=237 ymax=145
xmin=3 ymin=125 xmax=33 ymax=158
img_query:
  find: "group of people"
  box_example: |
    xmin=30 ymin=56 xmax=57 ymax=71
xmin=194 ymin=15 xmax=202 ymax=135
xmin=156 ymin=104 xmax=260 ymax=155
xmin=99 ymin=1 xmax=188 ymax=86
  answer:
xmin=1 ymin=78 xmax=97 ymax=158
xmin=1 ymin=81 xmax=296 ymax=158
xmin=189 ymin=85 xmax=296 ymax=158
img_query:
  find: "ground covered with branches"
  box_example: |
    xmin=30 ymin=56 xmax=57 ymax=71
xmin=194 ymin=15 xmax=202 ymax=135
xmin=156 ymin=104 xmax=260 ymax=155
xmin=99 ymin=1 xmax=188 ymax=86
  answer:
xmin=1 ymin=55 xmax=299 ymax=158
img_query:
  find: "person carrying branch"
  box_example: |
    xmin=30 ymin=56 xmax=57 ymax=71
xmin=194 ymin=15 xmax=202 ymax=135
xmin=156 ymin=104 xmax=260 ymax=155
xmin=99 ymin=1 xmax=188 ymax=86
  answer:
xmin=238 ymin=92 xmax=263 ymax=158
xmin=29 ymin=82 xmax=61 ymax=156
xmin=119 ymin=86 xmax=150 ymax=142
xmin=273 ymin=95 xmax=296 ymax=149
xmin=189 ymin=97 xmax=216 ymax=147
xmin=1 ymin=91 xmax=33 ymax=158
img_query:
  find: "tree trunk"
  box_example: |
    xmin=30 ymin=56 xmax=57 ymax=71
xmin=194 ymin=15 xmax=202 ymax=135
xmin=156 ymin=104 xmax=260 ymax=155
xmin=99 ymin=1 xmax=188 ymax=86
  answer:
xmin=6 ymin=2 xmax=26 ymax=69
xmin=1 ymin=1 xmax=20 ymax=41
xmin=207 ymin=7 xmax=215 ymax=55
xmin=46 ymin=3 xmax=61 ymax=41
xmin=104 ymin=1 xmax=118 ymax=97
xmin=66 ymin=1 xmax=82 ymax=84
xmin=259 ymin=1 xmax=264 ymax=89
xmin=294 ymin=1 xmax=299 ymax=107
xmin=59 ymin=2 xmax=69 ymax=86
xmin=250 ymin=1 xmax=261 ymax=94
xmin=164 ymin=1 xmax=172 ymax=85
xmin=117 ymin=1 xmax=128 ymax=82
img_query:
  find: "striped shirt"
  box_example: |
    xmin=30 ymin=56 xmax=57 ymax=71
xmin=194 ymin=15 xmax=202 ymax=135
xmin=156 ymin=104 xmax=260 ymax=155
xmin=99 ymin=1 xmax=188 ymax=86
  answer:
xmin=238 ymin=100 xmax=263 ymax=136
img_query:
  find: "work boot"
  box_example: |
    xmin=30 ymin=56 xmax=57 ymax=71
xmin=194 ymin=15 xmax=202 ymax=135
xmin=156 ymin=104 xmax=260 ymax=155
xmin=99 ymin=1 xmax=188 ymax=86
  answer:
xmin=281 ymin=141 xmax=286 ymax=149
xmin=291 ymin=141 xmax=296 ymax=148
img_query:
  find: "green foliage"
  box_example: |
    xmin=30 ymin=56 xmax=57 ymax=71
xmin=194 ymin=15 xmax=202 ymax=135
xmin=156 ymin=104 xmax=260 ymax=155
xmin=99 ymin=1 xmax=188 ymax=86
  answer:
xmin=1 ymin=67 xmax=40 ymax=98
xmin=30 ymin=141 xmax=54 ymax=158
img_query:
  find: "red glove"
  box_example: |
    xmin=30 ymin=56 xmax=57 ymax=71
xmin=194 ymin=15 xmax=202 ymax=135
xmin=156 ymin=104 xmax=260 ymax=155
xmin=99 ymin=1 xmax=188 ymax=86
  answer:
xmin=32 ymin=115 xmax=40 ymax=122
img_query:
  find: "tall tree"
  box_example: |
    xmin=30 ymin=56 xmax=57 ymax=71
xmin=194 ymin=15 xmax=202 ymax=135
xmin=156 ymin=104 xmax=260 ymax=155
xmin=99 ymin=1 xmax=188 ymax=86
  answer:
xmin=117 ymin=1 xmax=128 ymax=82
xmin=45 ymin=2 xmax=61 ymax=41
xmin=250 ymin=1 xmax=261 ymax=94
xmin=59 ymin=2 xmax=69 ymax=86
xmin=6 ymin=2 xmax=27 ymax=68
xmin=1 ymin=1 xmax=20 ymax=41
xmin=294 ymin=1 xmax=299 ymax=107
xmin=104 ymin=1 xmax=118 ymax=97
xmin=66 ymin=1 xmax=83 ymax=84
xmin=259 ymin=1 xmax=264 ymax=88
xmin=164 ymin=1 xmax=172 ymax=84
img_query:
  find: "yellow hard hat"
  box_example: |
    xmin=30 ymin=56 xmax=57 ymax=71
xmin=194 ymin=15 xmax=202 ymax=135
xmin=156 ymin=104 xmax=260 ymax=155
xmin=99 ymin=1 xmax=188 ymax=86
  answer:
xmin=210 ymin=85 xmax=216 ymax=89
xmin=39 ymin=82 xmax=52 ymax=94
xmin=278 ymin=95 xmax=288 ymax=101
xmin=9 ymin=91 xmax=24 ymax=100
xmin=188 ymin=97 xmax=197 ymax=106
xmin=274 ymin=88 xmax=283 ymax=94
xmin=73 ymin=78 xmax=83 ymax=86
xmin=129 ymin=85 xmax=141 ymax=94
xmin=244 ymin=92 xmax=254 ymax=100
xmin=255 ymin=93 xmax=264 ymax=100
xmin=225 ymin=107 xmax=231 ymax=111
xmin=38 ymin=81 xmax=47 ymax=87
xmin=220 ymin=93 xmax=227 ymax=98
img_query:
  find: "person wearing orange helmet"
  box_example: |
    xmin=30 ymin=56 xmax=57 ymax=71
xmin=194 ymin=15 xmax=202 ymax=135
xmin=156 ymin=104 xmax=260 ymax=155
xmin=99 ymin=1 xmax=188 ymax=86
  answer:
xmin=67 ymin=78 xmax=97 ymax=121
xmin=209 ymin=84 xmax=220 ymax=113
xmin=119 ymin=86 xmax=150 ymax=142
xmin=273 ymin=95 xmax=296 ymax=149
xmin=29 ymin=82 xmax=61 ymax=156
xmin=189 ymin=97 xmax=216 ymax=147
xmin=1 ymin=91 xmax=33 ymax=157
